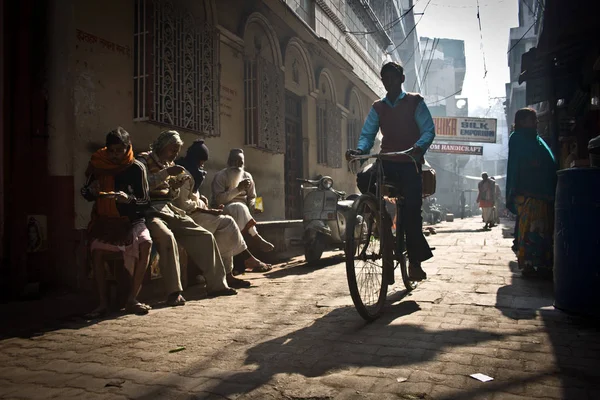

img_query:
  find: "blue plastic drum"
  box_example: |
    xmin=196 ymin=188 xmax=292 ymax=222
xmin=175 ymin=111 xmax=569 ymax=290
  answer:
xmin=554 ymin=168 xmax=600 ymax=316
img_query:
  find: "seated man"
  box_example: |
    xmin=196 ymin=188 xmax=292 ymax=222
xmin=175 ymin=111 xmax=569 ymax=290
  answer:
xmin=81 ymin=127 xmax=152 ymax=317
xmin=211 ymin=149 xmax=274 ymax=257
xmin=173 ymin=140 xmax=271 ymax=279
xmin=137 ymin=130 xmax=237 ymax=306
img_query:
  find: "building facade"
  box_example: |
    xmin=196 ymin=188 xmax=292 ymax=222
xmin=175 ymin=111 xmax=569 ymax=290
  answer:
xmin=1 ymin=0 xmax=422 ymax=296
xmin=515 ymin=0 xmax=600 ymax=169
xmin=416 ymin=37 xmax=467 ymax=211
xmin=504 ymin=0 xmax=538 ymax=132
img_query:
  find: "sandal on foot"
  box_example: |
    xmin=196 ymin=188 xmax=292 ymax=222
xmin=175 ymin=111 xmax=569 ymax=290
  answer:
xmin=126 ymin=301 xmax=151 ymax=315
xmin=251 ymin=262 xmax=272 ymax=273
xmin=207 ymin=288 xmax=238 ymax=298
xmin=166 ymin=293 xmax=186 ymax=307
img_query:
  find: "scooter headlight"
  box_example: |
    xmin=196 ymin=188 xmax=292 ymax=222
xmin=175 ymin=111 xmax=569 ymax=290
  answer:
xmin=321 ymin=177 xmax=333 ymax=190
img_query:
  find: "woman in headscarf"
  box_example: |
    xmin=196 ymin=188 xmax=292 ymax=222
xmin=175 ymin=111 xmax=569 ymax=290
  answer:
xmin=506 ymin=108 xmax=558 ymax=278
xmin=174 ymin=140 xmax=272 ymax=279
xmin=81 ymin=127 xmax=152 ymax=317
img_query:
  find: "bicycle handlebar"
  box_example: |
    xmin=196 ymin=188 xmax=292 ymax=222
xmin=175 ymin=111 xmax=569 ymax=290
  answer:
xmin=350 ymin=150 xmax=419 ymax=166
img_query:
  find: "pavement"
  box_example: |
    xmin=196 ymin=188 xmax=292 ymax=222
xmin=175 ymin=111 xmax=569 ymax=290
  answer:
xmin=0 ymin=216 xmax=599 ymax=400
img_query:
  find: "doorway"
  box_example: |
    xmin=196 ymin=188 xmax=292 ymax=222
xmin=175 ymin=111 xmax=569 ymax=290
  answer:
xmin=284 ymin=91 xmax=303 ymax=219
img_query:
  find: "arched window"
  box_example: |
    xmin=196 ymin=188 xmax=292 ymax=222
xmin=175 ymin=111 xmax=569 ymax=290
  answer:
xmin=316 ymin=70 xmax=342 ymax=168
xmin=243 ymin=16 xmax=285 ymax=153
xmin=347 ymin=88 xmax=363 ymax=150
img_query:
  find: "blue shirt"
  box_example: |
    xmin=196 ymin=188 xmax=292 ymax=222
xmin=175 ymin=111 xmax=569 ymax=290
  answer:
xmin=356 ymin=91 xmax=436 ymax=154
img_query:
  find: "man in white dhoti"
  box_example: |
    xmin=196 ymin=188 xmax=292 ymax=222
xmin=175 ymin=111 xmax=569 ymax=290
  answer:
xmin=173 ymin=141 xmax=272 ymax=277
xmin=477 ymin=172 xmax=496 ymax=230
xmin=211 ymin=149 xmax=274 ymax=258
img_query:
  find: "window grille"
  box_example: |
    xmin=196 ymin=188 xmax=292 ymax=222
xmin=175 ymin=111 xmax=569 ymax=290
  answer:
xmin=244 ymin=56 xmax=285 ymax=153
xmin=317 ymin=101 xmax=342 ymax=168
xmin=317 ymin=105 xmax=328 ymax=164
xmin=347 ymin=118 xmax=359 ymax=150
xmin=133 ymin=0 xmax=219 ymax=136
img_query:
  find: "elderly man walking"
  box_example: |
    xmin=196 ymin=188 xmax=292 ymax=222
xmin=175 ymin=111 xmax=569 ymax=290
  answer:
xmin=477 ymin=172 xmax=496 ymax=230
xmin=137 ymin=130 xmax=237 ymax=306
xmin=211 ymin=149 xmax=274 ymax=255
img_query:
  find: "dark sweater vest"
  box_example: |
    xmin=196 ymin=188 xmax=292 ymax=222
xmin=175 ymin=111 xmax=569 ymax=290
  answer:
xmin=373 ymin=93 xmax=422 ymax=162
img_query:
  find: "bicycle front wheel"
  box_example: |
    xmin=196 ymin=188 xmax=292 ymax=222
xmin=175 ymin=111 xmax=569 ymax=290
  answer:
xmin=345 ymin=195 xmax=389 ymax=321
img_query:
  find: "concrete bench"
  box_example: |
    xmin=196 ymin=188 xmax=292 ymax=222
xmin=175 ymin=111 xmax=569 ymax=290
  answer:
xmin=252 ymin=220 xmax=304 ymax=263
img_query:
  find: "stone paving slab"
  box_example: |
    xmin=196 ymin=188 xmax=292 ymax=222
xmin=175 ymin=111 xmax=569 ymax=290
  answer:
xmin=0 ymin=217 xmax=599 ymax=399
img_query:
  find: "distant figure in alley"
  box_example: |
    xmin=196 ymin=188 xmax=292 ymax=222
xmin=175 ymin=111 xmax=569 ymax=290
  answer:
xmin=477 ymin=172 xmax=495 ymax=230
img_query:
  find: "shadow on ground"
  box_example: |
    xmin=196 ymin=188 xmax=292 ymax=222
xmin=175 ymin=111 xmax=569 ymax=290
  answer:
xmin=496 ymin=256 xmax=600 ymax=399
xmin=134 ymin=299 xmax=560 ymax=400
xmin=264 ymin=252 xmax=344 ymax=279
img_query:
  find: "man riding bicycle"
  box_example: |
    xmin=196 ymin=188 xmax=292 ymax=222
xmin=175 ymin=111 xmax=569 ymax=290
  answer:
xmin=346 ymin=61 xmax=435 ymax=281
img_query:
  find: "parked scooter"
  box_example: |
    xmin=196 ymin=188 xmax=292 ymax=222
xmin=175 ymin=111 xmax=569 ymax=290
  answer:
xmin=297 ymin=176 xmax=357 ymax=263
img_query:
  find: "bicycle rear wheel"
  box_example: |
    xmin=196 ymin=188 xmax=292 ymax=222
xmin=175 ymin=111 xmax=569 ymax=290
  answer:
xmin=345 ymin=195 xmax=389 ymax=321
xmin=398 ymin=250 xmax=418 ymax=291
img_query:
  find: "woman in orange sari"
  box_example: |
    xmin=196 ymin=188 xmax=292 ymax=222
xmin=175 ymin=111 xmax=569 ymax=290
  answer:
xmin=82 ymin=127 xmax=152 ymax=317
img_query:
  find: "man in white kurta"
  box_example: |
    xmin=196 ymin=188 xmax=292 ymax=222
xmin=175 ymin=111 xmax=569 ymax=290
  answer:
xmin=211 ymin=149 xmax=274 ymax=253
xmin=174 ymin=171 xmax=271 ymax=276
xmin=174 ymin=141 xmax=272 ymax=276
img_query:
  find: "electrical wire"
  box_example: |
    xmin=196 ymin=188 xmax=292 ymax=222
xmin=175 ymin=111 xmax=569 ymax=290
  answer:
xmin=476 ymin=0 xmax=488 ymax=79
xmin=385 ymin=0 xmax=433 ymax=55
xmin=429 ymin=1 xmax=505 ymax=8
xmin=428 ymin=89 xmax=463 ymax=106
xmin=412 ymin=38 xmax=430 ymax=91
xmin=345 ymin=0 xmax=421 ymax=35
xmin=507 ymin=17 xmax=538 ymax=54
xmin=520 ymin=0 xmax=535 ymax=16
xmin=418 ymin=38 xmax=439 ymax=90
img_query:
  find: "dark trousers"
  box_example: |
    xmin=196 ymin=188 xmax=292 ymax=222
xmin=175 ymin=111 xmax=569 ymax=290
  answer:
xmin=357 ymin=161 xmax=433 ymax=264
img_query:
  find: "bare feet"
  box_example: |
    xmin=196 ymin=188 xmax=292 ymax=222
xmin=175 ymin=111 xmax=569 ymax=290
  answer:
xmin=251 ymin=234 xmax=274 ymax=252
xmin=244 ymin=257 xmax=272 ymax=272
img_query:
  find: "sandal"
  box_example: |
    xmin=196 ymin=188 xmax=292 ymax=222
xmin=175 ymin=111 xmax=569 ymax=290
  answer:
xmin=125 ymin=301 xmax=151 ymax=315
xmin=251 ymin=262 xmax=272 ymax=273
xmin=166 ymin=293 xmax=186 ymax=307
xmin=207 ymin=288 xmax=238 ymax=298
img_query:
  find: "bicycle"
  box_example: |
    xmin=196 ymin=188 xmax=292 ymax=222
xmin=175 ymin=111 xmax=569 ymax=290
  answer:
xmin=345 ymin=150 xmax=421 ymax=321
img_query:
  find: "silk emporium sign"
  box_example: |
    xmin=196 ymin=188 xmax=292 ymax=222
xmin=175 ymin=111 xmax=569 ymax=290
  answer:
xmin=433 ymin=117 xmax=497 ymax=143
xmin=429 ymin=143 xmax=484 ymax=155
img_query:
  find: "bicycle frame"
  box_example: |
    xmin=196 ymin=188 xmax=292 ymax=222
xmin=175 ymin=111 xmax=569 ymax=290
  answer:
xmin=345 ymin=150 xmax=423 ymax=320
xmin=349 ymin=150 xmax=420 ymax=274
xmin=350 ymin=150 xmax=420 ymax=226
